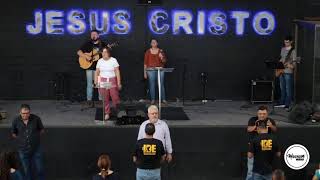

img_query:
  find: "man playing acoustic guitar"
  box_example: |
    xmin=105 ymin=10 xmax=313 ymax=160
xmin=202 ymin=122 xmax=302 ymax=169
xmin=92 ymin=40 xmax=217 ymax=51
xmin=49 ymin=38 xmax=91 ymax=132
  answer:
xmin=274 ymin=36 xmax=297 ymax=111
xmin=77 ymin=30 xmax=107 ymax=107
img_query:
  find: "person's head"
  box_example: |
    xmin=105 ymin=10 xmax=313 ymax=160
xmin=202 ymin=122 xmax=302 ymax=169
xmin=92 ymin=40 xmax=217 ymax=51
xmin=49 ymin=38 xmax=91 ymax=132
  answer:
xmin=150 ymin=38 xmax=158 ymax=48
xmin=145 ymin=123 xmax=156 ymax=137
xmin=97 ymin=154 xmax=111 ymax=178
xmin=272 ymin=169 xmax=285 ymax=180
xmin=20 ymin=104 xmax=31 ymax=121
xmin=102 ymin=47 xmax=112 ymax=59
xmin=90 ymin=29 xmax=100 ymax=42
xmin=284 ymin=35 xmax=293 ymax=47
xmin=0 ymin=147 xmax=20 ymax=180
xmin=256 ymin=120 xmax=268 ymax=134
xmin=257 ymin=105 xmax=268 ymax=121
xmin=147 ymin=105 xmax=159 ymax=123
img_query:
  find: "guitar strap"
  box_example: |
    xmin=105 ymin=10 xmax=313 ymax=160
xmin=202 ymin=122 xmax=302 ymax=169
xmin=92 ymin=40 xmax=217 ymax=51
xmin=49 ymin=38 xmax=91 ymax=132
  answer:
xmin=284 ymin=47 xmax=294 ymax=63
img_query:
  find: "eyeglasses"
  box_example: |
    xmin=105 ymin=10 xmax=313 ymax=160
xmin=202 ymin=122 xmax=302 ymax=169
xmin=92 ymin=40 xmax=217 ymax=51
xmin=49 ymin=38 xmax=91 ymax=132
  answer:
xmin=21 ymin=112 xmax=30 ymax=115
xmin=149 ymin=112 xmax=158 ymax=115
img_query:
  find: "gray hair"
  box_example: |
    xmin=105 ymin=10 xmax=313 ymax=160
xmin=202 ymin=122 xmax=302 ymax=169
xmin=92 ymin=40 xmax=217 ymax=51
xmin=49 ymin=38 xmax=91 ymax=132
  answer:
xmin=148 ymin=105 xmax=158 ymax=113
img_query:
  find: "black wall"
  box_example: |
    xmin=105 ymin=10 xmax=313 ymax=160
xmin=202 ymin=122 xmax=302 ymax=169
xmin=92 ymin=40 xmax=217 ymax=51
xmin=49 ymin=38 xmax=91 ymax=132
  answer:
xmin=0 ymin=126 xmax=319 ymax=180
xmin=0 ymin=0 xmax=318 ymax=100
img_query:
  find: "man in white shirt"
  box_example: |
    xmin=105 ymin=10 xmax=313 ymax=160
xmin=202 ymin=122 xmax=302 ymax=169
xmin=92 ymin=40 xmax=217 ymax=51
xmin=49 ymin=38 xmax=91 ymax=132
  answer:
xmin=137 ymin=105 xmax=173 ymax=163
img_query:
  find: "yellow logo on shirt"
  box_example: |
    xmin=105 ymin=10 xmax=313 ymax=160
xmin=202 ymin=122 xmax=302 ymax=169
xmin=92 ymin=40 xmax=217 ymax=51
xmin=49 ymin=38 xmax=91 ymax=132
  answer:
xmin=260 ymin=139 xmax=272 ymax=151
xmin=142 ymin=144 xmax=157 ymax=155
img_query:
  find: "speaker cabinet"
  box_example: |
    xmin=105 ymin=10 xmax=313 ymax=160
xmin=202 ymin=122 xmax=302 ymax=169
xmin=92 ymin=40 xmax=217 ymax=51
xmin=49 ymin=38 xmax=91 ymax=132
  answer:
xmin=295 ymin=20 xmax=320 ymax=104
xmin=251 ymin=80 xmax=274 ymax=103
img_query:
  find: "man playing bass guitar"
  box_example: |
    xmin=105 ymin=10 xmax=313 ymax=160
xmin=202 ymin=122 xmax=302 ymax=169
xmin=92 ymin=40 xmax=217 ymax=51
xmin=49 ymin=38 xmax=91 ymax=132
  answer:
xmin=274 ymin=36 xmax=297 ymax=111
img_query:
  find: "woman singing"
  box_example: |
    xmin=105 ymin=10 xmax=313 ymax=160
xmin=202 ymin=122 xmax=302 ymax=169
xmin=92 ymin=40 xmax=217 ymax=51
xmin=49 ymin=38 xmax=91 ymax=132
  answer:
xmin=95 ymin=47 xmax=121 ymax=120
xmin=144 ymin=39 xmax=167 ymax=105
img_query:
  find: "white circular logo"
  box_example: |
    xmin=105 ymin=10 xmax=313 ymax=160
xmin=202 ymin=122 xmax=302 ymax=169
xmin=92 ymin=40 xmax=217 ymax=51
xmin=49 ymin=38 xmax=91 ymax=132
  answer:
xmin=284 ymin=144 xmax=310 ymax=170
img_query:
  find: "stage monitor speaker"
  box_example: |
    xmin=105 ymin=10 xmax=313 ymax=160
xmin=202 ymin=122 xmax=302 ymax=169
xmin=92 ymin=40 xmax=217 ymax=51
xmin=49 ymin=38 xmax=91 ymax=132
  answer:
xmin=251 ymin=80 xmax=273 ymax=103
xmin=289 ymin=101 xmax=313 ymax=124
xmin=116 ymin=103 xmax=147 ymax=125
xmin=95 ymin=103 xmax=147 ymax=124
xmin=137 ymin=0 xmax=162 ymax=5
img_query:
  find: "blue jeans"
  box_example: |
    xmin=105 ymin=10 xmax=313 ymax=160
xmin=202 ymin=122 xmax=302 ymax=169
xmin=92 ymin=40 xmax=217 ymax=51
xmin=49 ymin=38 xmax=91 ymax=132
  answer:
xmin=136 ymin=168 xmax=161 ymax=180
xmin=279 ymin=73 xmax=293 ymax=107
xmin=18 ymin=147 xmax=45 ymax=180
xmin=252 ymin=172 xmax=272 ymax=180
xmin=86 ymin=70 xmax=101 ymax=101
xmin=246 ymin=157 xmax=254 ymax=180
xmin=147 ymin=70 xmax=165 ymax=101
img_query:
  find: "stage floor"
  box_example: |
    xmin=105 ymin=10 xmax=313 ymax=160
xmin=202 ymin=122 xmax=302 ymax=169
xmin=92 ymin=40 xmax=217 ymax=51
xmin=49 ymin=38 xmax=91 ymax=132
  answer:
xmin=0 ymin=100 xmax=309 ymax=127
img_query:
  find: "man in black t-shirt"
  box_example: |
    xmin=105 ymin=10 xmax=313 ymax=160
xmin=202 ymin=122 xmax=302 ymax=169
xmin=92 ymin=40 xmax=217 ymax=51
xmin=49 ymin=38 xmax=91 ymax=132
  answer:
xmin=77 ymin=30 xmax=107 ymax=107
xmin=133 ymin=123 xmax=165 ymax=180
xmin=248 ymin=120 xmax=281 ymax=180
xmin=246 ymin=105 xmax=277 ymax=180
xmin=12 ymin=104 xmax=45 ymax=180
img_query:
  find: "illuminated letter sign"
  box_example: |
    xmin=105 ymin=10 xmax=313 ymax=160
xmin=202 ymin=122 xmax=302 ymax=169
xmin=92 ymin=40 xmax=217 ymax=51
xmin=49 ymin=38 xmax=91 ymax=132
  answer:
xmin=148 ymin=9 xmax=170 ymax=35
xmin=26 ymin=9 xmax=276 ymax=36
xmin=26 ymin=9 xmax=131 ymax=35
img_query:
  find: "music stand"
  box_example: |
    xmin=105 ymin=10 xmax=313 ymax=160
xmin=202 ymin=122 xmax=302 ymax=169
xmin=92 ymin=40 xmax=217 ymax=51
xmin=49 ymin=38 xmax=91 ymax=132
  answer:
xmin=146 ymin=67 xmax=174 ymax=119
xmin=264 ymin=61 xmax=284 ymax=114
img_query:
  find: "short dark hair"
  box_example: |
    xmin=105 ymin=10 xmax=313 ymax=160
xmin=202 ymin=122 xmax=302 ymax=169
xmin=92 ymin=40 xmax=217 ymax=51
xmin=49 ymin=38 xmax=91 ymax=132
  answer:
xmin=258 ymin=105 xmax=268 ymax=112
xmin=91 ymin=29 xmax=100 ymax=34
xmin=284 ymin=35 xmax=293 ymax=41
xmin=20 ymin=104 xmax=30 ymax=111
xmin=150 ymin=38 xmax=158 ymax=43
xmin=102 ymin=47 xmax=112 ymax=56
xmin=145 ymin=123 xmax=155 ymax=136
xmin=272 ymin=169 xmax=285 ymax=180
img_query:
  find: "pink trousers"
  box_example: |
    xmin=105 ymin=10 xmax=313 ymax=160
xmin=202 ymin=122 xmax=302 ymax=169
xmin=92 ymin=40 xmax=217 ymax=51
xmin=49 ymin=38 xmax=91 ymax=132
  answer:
xmin=98 ymin=77 xmax=120 ymax=114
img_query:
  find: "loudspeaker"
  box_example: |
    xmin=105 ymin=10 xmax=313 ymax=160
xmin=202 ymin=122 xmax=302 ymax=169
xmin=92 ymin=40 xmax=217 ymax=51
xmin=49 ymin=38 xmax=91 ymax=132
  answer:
xmin=116 ymin=103 xmax=147 ymax=125
xmin=251 ymin=80 xmax=273 ymax=103
xmin=289 ymin=101 xmax=313 ymax=124
xmin=137 ymin=0 xmax=162 ymax=5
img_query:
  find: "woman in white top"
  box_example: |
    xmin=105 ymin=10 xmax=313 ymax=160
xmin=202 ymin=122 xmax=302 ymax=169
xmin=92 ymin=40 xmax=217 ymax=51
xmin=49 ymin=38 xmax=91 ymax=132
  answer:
xmin=95 ymin=47 xmax=122 ymax=120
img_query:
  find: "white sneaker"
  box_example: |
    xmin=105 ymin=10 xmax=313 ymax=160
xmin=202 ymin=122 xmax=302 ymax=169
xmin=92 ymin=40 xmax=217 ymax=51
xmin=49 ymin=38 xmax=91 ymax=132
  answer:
xmin=274 ymin=104 xmax=285 ymax=108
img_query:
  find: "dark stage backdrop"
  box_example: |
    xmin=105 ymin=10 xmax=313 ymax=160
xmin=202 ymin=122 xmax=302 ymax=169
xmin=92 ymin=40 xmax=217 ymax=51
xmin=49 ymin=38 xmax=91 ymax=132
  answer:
xmin=0 ymin=0 xmax=312 ymax=100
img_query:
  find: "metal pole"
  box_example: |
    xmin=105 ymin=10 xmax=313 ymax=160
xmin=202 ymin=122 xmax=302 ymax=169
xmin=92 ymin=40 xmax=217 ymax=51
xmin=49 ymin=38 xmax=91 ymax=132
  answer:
xmin=158 ymin=68 xmax=161 ymax=119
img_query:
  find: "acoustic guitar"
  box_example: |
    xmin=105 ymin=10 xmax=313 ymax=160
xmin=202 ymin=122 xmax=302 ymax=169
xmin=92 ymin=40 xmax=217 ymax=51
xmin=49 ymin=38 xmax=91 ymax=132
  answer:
xmin=79 ymin=42 xmax=118 ymax=69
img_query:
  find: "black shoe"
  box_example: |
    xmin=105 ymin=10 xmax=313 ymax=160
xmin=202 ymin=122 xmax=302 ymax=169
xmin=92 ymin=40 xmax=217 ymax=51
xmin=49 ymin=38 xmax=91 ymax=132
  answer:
xmin=274 ymin=104 xmax=285 ymax=108
xmin=285 ymin=106 xmax=290 ymax=112
xmin=87 ymin=100 xmax=94 ymax=108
